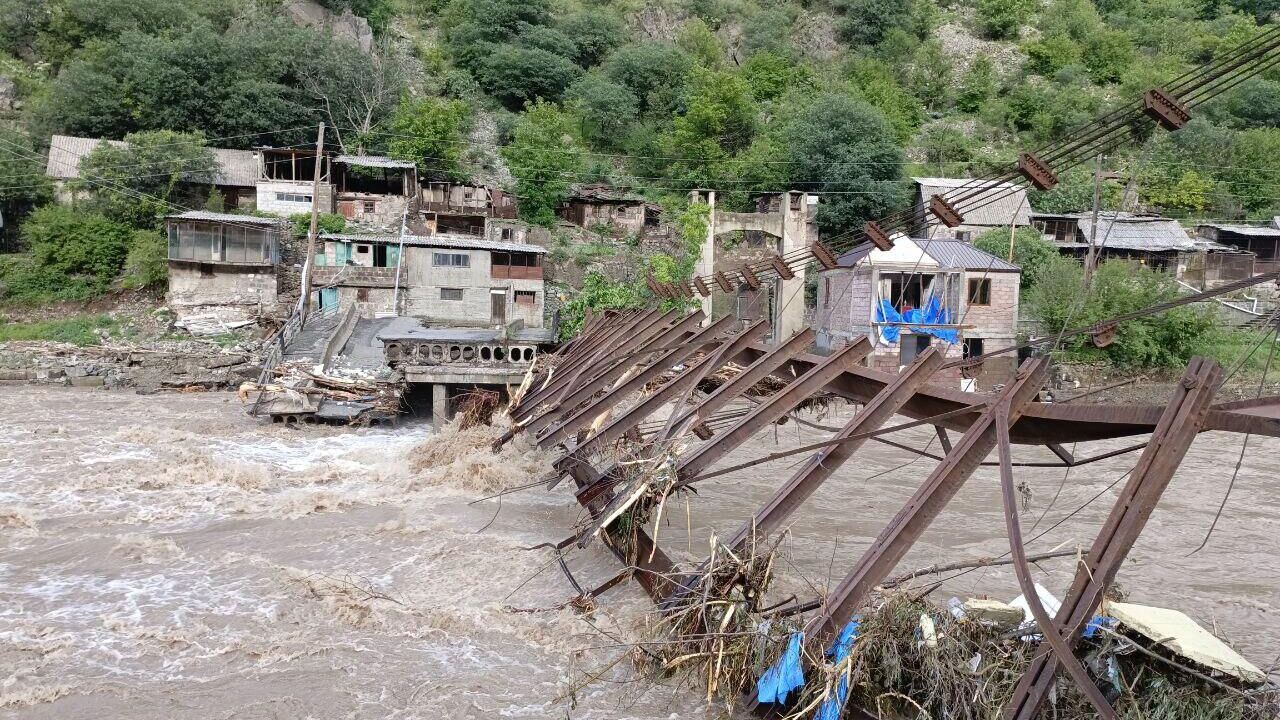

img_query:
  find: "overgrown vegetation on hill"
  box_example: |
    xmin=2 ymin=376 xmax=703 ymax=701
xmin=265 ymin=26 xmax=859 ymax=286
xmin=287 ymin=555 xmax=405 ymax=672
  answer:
xmin=0 ymin=0 xmax=1277 ymax=360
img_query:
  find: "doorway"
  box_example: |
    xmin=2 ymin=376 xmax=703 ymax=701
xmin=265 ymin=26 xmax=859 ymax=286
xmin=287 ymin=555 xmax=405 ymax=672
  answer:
xmin=490 ymin=289 xmax=507 ymax=326
xmin=900 ymin=333 xmax=931 ymax=365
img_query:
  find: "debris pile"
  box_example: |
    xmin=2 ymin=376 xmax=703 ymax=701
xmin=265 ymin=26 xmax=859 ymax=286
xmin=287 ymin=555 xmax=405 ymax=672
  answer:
xmin=240 ymin=365 xmax=401 ymax=425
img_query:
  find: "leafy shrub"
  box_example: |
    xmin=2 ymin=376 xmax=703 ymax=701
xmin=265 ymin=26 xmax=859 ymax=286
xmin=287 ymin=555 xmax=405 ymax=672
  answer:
xmin=121 ymin=230 xmax=168 ymax=289
xmin=386 ymin=96 xmax=471 ymax=180
xmin=0 ymin=314 xmax=119 ymax=345
xmin=289 ymin=213 xmax=347 ymax=237
xmin=21 ymin=205 xmax=132 ymax=290
xmin=556 ymin=271 xmax=645 ymax=340
xmin=835 ymin=0 xmax=911 ymax=46
xmin=976 ymin=0 xmax=1035 ymax=39
xmin=956 ymin=55 xmax=996 ymax=113
xmin=974 ymin=226 xmax=1057 ymax=288
xmin=565 ymin=74 xmax=640 ymax=149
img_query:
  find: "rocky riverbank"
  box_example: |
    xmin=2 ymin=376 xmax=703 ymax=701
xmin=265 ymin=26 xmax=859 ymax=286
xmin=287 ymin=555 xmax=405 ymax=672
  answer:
xmin=0 ymin=339 xmax=265 ymax=392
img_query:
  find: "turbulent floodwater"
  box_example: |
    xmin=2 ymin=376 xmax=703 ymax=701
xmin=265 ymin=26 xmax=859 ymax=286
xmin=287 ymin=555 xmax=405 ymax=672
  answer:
xmin=2 ymin=386 xmax=1278 ymax=718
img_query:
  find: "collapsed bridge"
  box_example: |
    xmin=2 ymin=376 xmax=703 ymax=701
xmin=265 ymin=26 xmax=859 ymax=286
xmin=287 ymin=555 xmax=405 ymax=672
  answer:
xmin=496 ymin=308 xmax=1280 ymax=719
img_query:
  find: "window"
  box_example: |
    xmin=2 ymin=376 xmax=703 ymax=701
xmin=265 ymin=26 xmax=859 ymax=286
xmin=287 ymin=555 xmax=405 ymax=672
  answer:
xmin=275 ymin=192 xmax=312 ymax=204
xmin=363 ymin=200 xmax=376 ymax=213
xmin=955 ymin=230 xmax=974 ymax=242
xmin=501 ymin=228 xmax=513 ymax=240
xmin=514 ymin=290 xmax=536 ymax=306
xmin=356 ymin=245 xmax=370 ymax=254
xmin=357 ymin=288 xmax=369 ymax=301
xmin=433 ymin=252 xmax=470 ymax=267
xmin=968 ymin=278 xmax=991 ymax=306
xmin=963 ymin=337 xmax=984 ymax=359
xmin=440 ymin=288 xmax=463 ymax=301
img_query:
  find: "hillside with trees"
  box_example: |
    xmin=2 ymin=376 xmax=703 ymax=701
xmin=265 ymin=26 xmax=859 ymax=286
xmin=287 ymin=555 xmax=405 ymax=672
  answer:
xmin=0 ymin=0 xmax=1278 ymax=365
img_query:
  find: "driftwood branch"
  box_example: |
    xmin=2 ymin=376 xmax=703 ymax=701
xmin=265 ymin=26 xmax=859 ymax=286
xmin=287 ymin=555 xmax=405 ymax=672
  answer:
xmin=884 ymin=548 xmax=1080 ymax=588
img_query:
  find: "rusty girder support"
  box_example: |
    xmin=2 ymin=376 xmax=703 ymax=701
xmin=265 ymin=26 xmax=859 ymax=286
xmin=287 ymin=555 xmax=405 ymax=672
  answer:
xmin=713 ymin=271 xmax=735 ymax=293
xmin=995 ymin=406 xmax=1119 ymax=720
xmin=528 ymin=310 xmax=694 ymax=423
xmin=1142 ymin=88 xmax=1191 ymax=130
xmin=769 ymin=255 xmax=795 ymax=280
xmin=803 ymin=357 xmax=1050 ymax=641
xmin=693 ymin=277 xmax=711 ymax=297
xmin=1005 ymin=357 xmax=1221 ymax=720
xmin=1017 ymin=152 xmax=1058 ymax=191
xmin=722 ymin=347 xmax=944 ymax=553
xmin=929 ymin=194 xmax=965 ymax=228
xmin=535 ymin=314 xmax=740 ymax=448
xmin=740 ymin=264 xmax=762 ymax=289
xmin=563 ymin=460 xmax=678 ymax=601
xmin=864 ymin=222 xmax=894 ymax=251
xmin=515 ymin=309 xmax=666 ymax=418
xmin=523 ymin=310 xmax=708 ymax=437
xmin=558 ymin=321 xmax=774 ymax=471
xmin=811 ymin=242 xmax=840 ymax=271
xmin=665 ymin=328 xmax=817 ymax=438
xmin=674 ymin=338 xmax=873 ymax=484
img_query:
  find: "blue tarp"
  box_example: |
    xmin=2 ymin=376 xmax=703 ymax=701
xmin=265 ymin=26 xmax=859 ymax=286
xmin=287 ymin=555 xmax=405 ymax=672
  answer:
xmin=814 ymin=619 xmax=860 ymax=720
xmin=756 ymin=632 xmax=805 ymax=704
xmin=876 ymin=296 xmax=958 ymax=345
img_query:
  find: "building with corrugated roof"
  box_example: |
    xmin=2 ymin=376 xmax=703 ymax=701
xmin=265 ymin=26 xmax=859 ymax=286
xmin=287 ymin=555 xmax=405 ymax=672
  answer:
xmin=163 ymin=211 xmax=292 ymax=320
xmin=911 ymin=177 xmax=1031 ymax=241
xmin=813 ymin=236 xmax=1021 ymax=388
xmin=46 ymin=134 xmax=259 ymax=208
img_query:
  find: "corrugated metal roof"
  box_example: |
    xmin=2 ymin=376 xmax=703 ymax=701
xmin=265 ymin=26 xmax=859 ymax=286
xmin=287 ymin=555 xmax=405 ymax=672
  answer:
xmin=835 ymin=238 xmax=1020 ymax=271
xmin=165 ymin=210 xmax=284 ymax=226
xmin=1197 ymin=223 xmax=1280 ymax=238
xmin=922 ymin=240 xmax=1020 ymax=271
xmin=210 ymin=148 xmax=258 ymax=186
xmin=319 ymin=232 xmax=547 ymax=253
xmin=913 ymin=177 xmax=1031 ymax=228
xmin=48 ymin=134 xmax=257 ymax=186
xmin=46 ymin=134 xmax=124 ymax=179
xmin=1036 ymin=212 xmax=1200 ymax=251
xmin=334 ymin=154 xmax=416 ymax=170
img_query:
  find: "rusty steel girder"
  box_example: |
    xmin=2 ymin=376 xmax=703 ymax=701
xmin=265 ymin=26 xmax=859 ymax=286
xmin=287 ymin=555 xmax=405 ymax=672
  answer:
xmin=769 ymin=255 xmax=796 ymax=280
xmin=864 ymin=221 xmax=894 ymax=251
xmin=811 ymin=241 xmax=840 ymax=271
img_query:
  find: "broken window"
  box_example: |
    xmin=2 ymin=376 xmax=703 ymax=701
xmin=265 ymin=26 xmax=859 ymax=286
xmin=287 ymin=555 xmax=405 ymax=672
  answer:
xmin=363 ymin=200 xmax=376 ymax=214
xmin=963 ymin=337 xmax=984 ymax=358
xmin=968 ymin=278 xmax=991 ymax=306
xmin=440 ymin=288 xmax=463 ymax=300
xmin=514 ymin=290 xmax=536 ymax=306
xmin=433 ymin=252 xmax=470 ymax=268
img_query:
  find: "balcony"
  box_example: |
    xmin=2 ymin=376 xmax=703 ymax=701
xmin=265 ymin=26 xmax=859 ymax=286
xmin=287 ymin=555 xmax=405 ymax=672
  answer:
xmin=313 ymin=265 xmax=398 ymax=288
xmin=421 ymin=201 xmax=518 ymax=220
xmin=491 ymin=265 xmax=543 ymax=280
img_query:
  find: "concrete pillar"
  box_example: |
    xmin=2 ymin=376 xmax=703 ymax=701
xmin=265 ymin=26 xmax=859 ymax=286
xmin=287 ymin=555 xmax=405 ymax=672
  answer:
xmin=693 ymin=190 xmax=716 ymax=324
xmin=774 ymin=191 xmax=809 ymax=342
xmin=432 ymin=383 xmax=450 ymax=424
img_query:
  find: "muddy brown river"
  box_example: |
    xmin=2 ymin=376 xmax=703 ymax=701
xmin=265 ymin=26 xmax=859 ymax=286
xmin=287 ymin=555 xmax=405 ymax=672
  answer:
xmin=1 ymin=386 xmax=1276 ymax=717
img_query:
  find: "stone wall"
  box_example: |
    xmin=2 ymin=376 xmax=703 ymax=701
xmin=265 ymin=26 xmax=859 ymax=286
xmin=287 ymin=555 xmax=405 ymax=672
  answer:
xmin=401 ymin=246 xmax=545 ymax=327
xmin=337 ymin=193 xmax=409 ymax=234
xmin=256 ymin=181 xmax=334 ymax=216
xmin=168 ymin=262 xmax=280 ymax=319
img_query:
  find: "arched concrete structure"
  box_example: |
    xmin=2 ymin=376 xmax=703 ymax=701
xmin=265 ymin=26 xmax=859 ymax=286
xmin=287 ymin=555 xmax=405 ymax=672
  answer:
xmin=691 ymin=190 xmax=818 ymax=343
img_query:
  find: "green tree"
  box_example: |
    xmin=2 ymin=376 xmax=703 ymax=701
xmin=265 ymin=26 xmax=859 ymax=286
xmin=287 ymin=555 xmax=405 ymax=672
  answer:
xmin=976 ymin=0 xmax=1034 ymax=39
xmin=564 ymin=74 xmax=639 ymax=149
xmin=918 ymin=125 xmax=973 ymax=171
xmin=76 ymin=130 xmax=216 ymax=229
xmin=956 ymin=55 xmax=996 ymax=113
xmin=907 ymin=40 xmax=952 ymax=111
xmin=835 ymin=0 xmax=911 ymax=46
xmin=558 ymin=11 xmax=624 ymax=66
xmin=18 ymin=205 xmax=133 ymax=297
xmin=742 ymin=51 xmax=806 ymax=102
xmin=478 ymin=45 xmax=581 ymax=110
xmin=601 ymin=43 xmax=691 ymax=116
xmin=556 ymin=271 xmax=645 ymax=340
xmin=0 ymin=127 xmax=52 ymax=251
xmin=1082 ymin=28 xmax=1135 ymax=83
xmin=121 ymin=229 xmax=167 ymax=289
xmin=386 ymin=96 xmax=472 ymax=180
xmin=501 ymin=100 xmax=583 ymax=226
xmin=847 ymin=59 xmax=926 ymax=143
xmin=974 ymin=226 xmax=1057 ymax=288
xmin=676 ymin=18 xmax=724 ymax=67
xmin=784 ymin=93 xmax=906 ymax=234
xmin=441 ymin=0 xmax=551 ymax=66
xmin=1023 ymin=34 xmax=1083 ymax=77
xmin=659 ymin=68 xmax=758 ymax=186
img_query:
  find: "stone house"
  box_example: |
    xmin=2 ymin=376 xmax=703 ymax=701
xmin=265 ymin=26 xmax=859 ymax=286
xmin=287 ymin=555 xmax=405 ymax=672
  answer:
xmin=813 ymin=237 xmax=1021 ymax=388
xmin=164 ymin=211 xmax=290 ymax=320
xmin=46 ymin=134 xmax=259 ymax=209
xmin=559 ymin=184 xmax=654 ymax=236
xmin=419 ymin=182 xmax=518 ymax=236
xmin=312 ymin=232 xmax=547 ymax=327
xmin=333 ymin=155 xmax=418 ymax=232
xmin=911 ymin=177 xmax=1031 ymax=242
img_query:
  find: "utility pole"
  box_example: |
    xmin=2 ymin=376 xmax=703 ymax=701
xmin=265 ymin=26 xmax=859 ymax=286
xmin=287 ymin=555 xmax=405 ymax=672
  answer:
xmin=299 ymin=122 xmax=326 ymax=321
xmin=1083 ymin=154 xmax=1103 ymax=289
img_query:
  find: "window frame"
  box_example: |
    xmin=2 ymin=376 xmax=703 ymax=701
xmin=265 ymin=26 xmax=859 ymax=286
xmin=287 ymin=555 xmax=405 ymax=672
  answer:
xmin=433 ymin=252 xmax=470 ymax=268
xmin=514 ymin=290 xmax=536 ymax=306
xmin=439 ymin=287 xmax=464 ymax=301
xmin=967 ymin=277 xmax=991 ymax=306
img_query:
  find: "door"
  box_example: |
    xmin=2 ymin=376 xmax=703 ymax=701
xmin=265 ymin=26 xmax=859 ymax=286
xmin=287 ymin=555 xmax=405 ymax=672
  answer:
xmin=490 ymin=289 xmax=507 ymax=326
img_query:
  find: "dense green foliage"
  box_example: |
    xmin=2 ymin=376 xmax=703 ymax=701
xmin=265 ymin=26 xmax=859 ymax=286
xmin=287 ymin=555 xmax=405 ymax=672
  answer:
xmin=501 ymin=101 xmax=584 ymax=226
xmin=0 ymin=313 xmax=119 ymax=345
xmin=1 ymin=206 xmax=133 ymax=302
xmin=76 ymin=130 xmax=216 ymax=228
xmin=974 ymin=226 xmax=1059 ymax=288
xmin=386 ymin=97 xmax=471 ymax=180
xmin=1027 ymin=259 xmax=1217 ymax=368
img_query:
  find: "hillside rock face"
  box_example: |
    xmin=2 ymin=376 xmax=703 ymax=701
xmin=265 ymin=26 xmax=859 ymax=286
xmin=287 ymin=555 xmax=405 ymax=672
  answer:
xmin=284 ymin=0 xmax=375 ymax=53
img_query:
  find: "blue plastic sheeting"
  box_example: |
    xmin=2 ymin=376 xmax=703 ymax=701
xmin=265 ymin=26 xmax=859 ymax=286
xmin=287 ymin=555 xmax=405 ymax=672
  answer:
xmin=756 ymin=632 xmax=806 ymax=704
xmin=814 ymin=619 xmax=860 ymax=720
xmin=1083 ymin=616 xmax=1115 ymax=639
xmin=876 ymin=297 xmax=957 ymax=345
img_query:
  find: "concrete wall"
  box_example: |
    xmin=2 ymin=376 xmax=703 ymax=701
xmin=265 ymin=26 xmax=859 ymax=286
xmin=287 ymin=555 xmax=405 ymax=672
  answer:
xmin=814 ymin=267 xmax=874 ymax=351
xmin=168 ymin=262 xmax=280 ymax=318
xmin=401 ymin=247 xmax=545 ymax=327
xmin=256 ymin=180 xmax=334 ymax=216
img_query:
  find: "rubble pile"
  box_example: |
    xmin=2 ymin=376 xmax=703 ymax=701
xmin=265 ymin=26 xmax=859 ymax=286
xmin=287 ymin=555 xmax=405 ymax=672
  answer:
xmin=0 ymin=340 xmax=264 ymax=391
